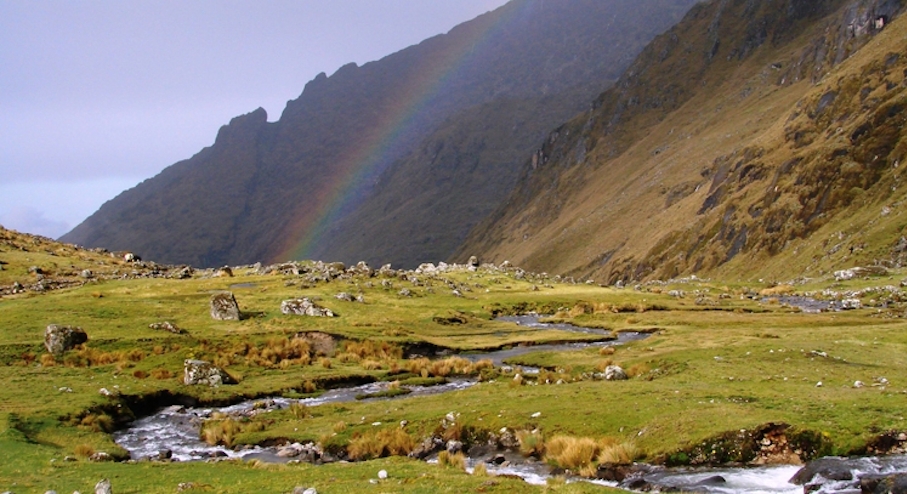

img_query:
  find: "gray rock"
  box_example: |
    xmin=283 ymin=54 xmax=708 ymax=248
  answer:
xmin=149 ymin=321 xmax=184 ymax=334
xmin=183 ymin=359 xmax=235 ymax=386
xmin=94 ymin=478 xmax=112 ymax=494
xmin=44 ymin=324 xmax=88 ymax=357
xmin=604 ymin=365 xmax=629 ymax=381
xmin=80 ymin=269 xmax=93 ymax=278
xmin=398 ymin=288 xmax=412 ymax=297
xmin=281 ymin=298 xmax=335 ymax=317
xmin=335 ymin=292 xmax=354 ymax=302
xmin=209 ymin=292 xmax=241 ymax=320
xmin=88 ymin=452 xmax=112 ymax=462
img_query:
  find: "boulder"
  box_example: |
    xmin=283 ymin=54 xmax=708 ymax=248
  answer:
xmin=861 ymin=473 xmax=907 ymax=494
xmin=209 ymin=292 xmax=241 ymax=320
xmin=281 ymin=298 xmax=335 ymax=317
xmin=605 ymin=365 xmax=629 ymax=381
xmin=94 ymin=478 xmax=112 ymax=494
xmin=183 ymin=359 xmax=235 ymax=386
xmin=44 ymin=324 xmax=88 ymax=357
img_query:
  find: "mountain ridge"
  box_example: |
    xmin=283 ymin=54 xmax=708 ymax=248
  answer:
xmin=60 ymin=0 xmax=699 ymax=268
xmin=456 ymin=0 xmax=907 ymax=283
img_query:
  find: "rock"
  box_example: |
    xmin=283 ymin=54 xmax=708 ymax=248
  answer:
xmin=446 ymin=440 xmax=463 ymax=453
xmin=605 ymin=365 xmax=629 ymax=381
xmin=209 ymin=292 xmax=241 ymax=320
xmin=840 ymin=298 xmax=862 ymax=310
xmin=44 ymin=324 xmax=88 ymax=357
xmin=835 ymin=266 xmax=889 ymax=281
xmin=183 ymin=359 xmax=235 ymax=386
xmin=377 ymin=470 xmax=388 ymax=480
xmin=292 ymin=488 xmax=317 ymax=494
xmin=862 ymin=473 xmax=907 ymax=494
xmin=88 ymin=452 xmax=112 ymax=462
xmin=854 ymin=380 xmax=865 ymax=388
xmin=281 ymin=298 xmax=335 ymax=317
xmin=214 ymin=266 xmax=233 ymax=277
xmin=173 ymin=266 xmax=193 ymax=279
xmin=398 ymin=288 xmax=412 ymax=297
xmin=94 ymin=479 xmax=112 ymax=494
xmin=335 ymin=292 xmax=354 ymax=302
xmin=294 ymin=331 xmax=337 ymax=356
xmin=149 ymin=321 xmax=184 ymax=334
xmin=468 ymin=255 xmax=479 ymax=267
xmin=80 ymin=269 xmax=93 ymax=278
xmin=790 ymin=457 xmax=855 ymax=485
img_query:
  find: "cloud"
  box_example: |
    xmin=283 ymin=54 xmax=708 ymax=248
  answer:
xmin=0 ymin=205 xmax=70 ymax=239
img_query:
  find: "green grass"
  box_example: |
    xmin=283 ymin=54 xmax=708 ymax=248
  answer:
xmin=2 ymin=228 xmax=907 ymax=492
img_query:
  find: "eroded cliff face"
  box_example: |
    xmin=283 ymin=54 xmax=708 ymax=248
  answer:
xmin=457 ymin=0 xmax=907 ymax=283
xmin=61 ymin=0 xmax=698 ymax=268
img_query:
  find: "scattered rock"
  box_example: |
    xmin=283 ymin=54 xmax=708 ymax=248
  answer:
xmin=183 ymin=359 xmax=235 ymax=386
xmin=209 ymin=292 xmax=241 ymax=320
xmin=840 ymin=298 xmax=862 ymax=310
xmin=335 ymin=292 xmax=354 ymax=302
xmin=149 ymin=321 xmax=184 ymax=334
xmin=44 ymin=324 xmax=88 ymax=357
xmin=94 ymin=478 xmax=112 ymax=494
xmin=80 ymin=269 xmax=93 ymax=278
xmin=88 ymin=452 xmax=112 ymax=462
xmin=398 ymin=288 xmax=412 ymax=297
xmin=377 ymin=470 xmax=388 ymax=480
xmin=214 ymin=266 xmax=233 ymax=277
xmin=834 ymin=266 xmax=889 ymax=281
xmin=281 ymin=298 xmax=335 ymax=317
xmin=605 ymin=365 xmax=629 ymax=381
xmin=292 ymin=488 xmax=317 ymax=494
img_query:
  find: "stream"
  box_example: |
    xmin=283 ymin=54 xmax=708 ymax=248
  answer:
xmin=113 ymin=315 xmax=906 ymax=493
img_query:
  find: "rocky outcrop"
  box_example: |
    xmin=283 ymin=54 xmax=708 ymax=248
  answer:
xmin=281 ymin=298 xmax=335 ymax=317
xmin=183 ymin=359 xmax=235 ymax=386
xmin=209 ymin=292 xmax=241 ymax=320
xmin=44 ymin=324 xmax=88 ymax=357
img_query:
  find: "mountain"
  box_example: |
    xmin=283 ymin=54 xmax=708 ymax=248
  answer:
xmin=60 ymin=0 xmax=698 ymax=268
xmin=456 ymin=0 xmax=907 ymax=283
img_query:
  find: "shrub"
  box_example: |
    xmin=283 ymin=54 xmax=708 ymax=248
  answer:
xmin=289 ymin=403 xmax=309 ymax=419
xmin=132 ymin=369 xmax=147 ymax=379
xmin=472 ymin=462 xmax=488 ymax=477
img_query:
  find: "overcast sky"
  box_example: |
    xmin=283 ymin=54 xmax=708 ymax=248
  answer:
xmin=0 ymin=0 xmax=509 ymax=239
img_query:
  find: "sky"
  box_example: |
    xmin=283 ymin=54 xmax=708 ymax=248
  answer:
xmin=0 ymin=0 xmax=510 ymax=239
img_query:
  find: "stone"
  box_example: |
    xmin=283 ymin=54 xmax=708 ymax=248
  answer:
xmin=80 ymin=269 xmax=93 ymax=278
xmin=840 ymin=299 xmax=862 ymax=310
xmin=88 ymin=452 xmax=112 ymax=462
xmin=183 ymin=359 xmax=235 ymax=386
xmin=94 ymin=478 xmax=112 ymax=494
xmin=149 ymin=321 xmax=184 ymax=334
xmin=292 ymin=488 xmax=317 ymax=494
xmin=281 ymin=298 xmax=335 ymax=317
xmin=214 ymin=266 xmax=233 ymax=277
xmin=209 ymin=292 xmax=241 ymax=320
xmin=335 ymin=292 xmax=354 ymax=302
xmin=604 ymin=365 xmax=628 ymax=381
xmin=377 ymin=470 xmax=388 ymax=480
xmin=398 ymin=288 xmax=412 ymax=297
xmin=44 ymin=324 xmax=88 ymax=357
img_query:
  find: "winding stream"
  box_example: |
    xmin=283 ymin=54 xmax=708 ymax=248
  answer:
xmin=113 ymin=315 xmax=906 ymax=492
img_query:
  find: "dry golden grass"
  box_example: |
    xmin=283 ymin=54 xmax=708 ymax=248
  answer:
xmin=544 ymin=435 xmax=599 ymax=472
xmin=598 ymin=440 xmax=639 ymax=465
xmin=150 ymin=368 xmax=172 ymax=380
xmin=516 ymin=430 xmax=544 ymax=457
xmin=73 ymin=443 xmax=96 ymax=458
xmin=438 ymin=450 xmax=467 ymax=470
xmin=347 ymin=427 xmax=415 ymax=460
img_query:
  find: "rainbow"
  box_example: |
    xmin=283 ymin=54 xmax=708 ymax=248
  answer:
xmin=275 ymin=2 xmax=532 ymax=262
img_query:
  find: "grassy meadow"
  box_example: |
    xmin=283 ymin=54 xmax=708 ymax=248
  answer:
xmin=1 ymin=229 xmax=906 ymax=493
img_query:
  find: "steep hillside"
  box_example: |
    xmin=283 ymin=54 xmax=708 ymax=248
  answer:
xmin=61 ymin=0 xmax=697 ymax=268
xmin=457 ymin=0 xmax=907 ymax=283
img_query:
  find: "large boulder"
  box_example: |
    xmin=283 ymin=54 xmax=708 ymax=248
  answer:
xmin=44 ymin=324 xmax=88 ymax=357
xmin=183 ymin=359 xmax=235 ymax=386
xmin=281 ymin=298 xmax=335 ymax=317
xmin=605 ymin=365 xmax=629 ymax=381
xmin=209 ymin=292 xmax=241 ymax=320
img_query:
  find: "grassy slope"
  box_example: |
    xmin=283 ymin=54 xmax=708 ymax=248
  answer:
xmin=2 ymin=227 xmax=906 ymax=492
xmin=457 ymin=1 xmax=907 ymax=284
